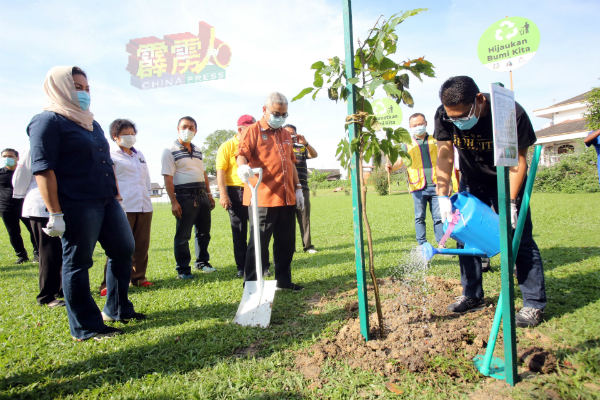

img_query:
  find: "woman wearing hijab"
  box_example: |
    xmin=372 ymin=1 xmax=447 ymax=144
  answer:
xmin=27 ymin=66 xmax=146 ymax=341
xmin=98 ymin=119 xmax=154 ymax=296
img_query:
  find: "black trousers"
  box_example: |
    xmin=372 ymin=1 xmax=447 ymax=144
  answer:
xmin=245 ymin=205 xmax=296 ymax=286
xmin=457 ymin=180 xmax=547 ymax=310
xmin=227 ymin=186 xmax=270 ymax=272
xmin=227 ymin=186 xmax=249 ymax=272
xmin=29 ymin=217 xmax=63 ymax=304
xmin=0 ymin=204 xmax=37 ymax=259
xmin=174 ymin=193 xmax=211 ymax=275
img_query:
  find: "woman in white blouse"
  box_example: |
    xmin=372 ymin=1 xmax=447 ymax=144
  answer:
xmin=12 ymin=148 xmax=64 ymax=307
xmin=99 ymin=119 xmax=154 ymax=296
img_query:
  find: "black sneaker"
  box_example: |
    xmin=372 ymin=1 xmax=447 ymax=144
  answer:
xmin=515 ymin=307 xmax=544 ymax=328
xmin=196 ymin=262 xmax=216 ymax=273
xmin=15 ymin=257 xmax=29 ymax=264
xmin=236 ymin=270 xmax=244 ymax=279
xmin=102 ymin=311 xmax=147 ymax=324
xmin=481 ymin=258 xmax=491 ymax=273
xmin=447 ymin=296 xmax=485 ymax=313
xmin=276 ymin=283 xmax=304 ymax=292
xmin=263 ymin=269 xmax=271 ymax=277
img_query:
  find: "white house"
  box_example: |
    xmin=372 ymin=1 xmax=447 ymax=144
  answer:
xmin=533 ymin=91 xmax=591 ymax=165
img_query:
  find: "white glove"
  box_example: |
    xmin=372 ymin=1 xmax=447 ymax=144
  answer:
xmin=438 ymin=196 xmax=453 ymax=223
xmin=237 ymin=165 xmax=254 ymax=183
xmin=43 ymin=214 xmax=65 ymax=237
xmin=511 ymin=202 xmax=518 ymax=229
xmin=295 ymin=189 xmax=304 ymax=211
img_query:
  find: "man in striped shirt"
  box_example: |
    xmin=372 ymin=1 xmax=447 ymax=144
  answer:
xmin=162 ymin=116 xmax=216 ymax=280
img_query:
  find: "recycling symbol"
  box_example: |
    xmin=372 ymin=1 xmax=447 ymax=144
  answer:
xmin=495 ymin=20 xmax=518 ymax=41
xmin=373 ymin=100 xmax=386 ymax=116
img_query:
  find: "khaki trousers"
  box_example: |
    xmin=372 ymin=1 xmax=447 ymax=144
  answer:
xmin=101 ymin=211 xmax=153 ymax=289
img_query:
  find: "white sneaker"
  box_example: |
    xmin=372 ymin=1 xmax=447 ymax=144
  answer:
xmin=306 ymin=249 xmax=317 ymax=254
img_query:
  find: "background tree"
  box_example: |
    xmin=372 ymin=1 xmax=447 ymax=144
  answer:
xmin=201 ymin=129 xmax=236 ymax=175
xmin=584 ymin=85 xmax=600 ymax=130
xmin=293 ymin=9 xmax=435 ymax=337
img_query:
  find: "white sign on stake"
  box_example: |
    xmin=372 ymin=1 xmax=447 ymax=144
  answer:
xmin=490 ymin=83 xmax=519 ymax=167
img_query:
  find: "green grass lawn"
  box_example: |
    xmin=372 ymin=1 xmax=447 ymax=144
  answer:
xmin=1 ymin=192 xmax=599 ymax=399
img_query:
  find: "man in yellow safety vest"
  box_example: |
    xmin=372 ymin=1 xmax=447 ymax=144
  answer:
xmin=386 ymin=112 xmax=457 ymax=247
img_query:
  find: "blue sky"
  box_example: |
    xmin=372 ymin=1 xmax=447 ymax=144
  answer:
xmin=1 ymin=0 xmax=598 ymax=183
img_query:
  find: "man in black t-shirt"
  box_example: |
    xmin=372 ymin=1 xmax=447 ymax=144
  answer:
xmin=0 ymin=148 xmax=37 ymax=264
xmin=284 ymin=124 xmax=318 ymax=253
xmin=433 ymin=76 xmax=546 ymax=328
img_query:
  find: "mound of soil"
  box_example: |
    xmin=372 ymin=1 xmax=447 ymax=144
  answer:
xmin=295 ymin=276 xmax=556 ymax=381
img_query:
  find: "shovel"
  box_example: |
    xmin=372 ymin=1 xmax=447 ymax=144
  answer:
xmin=233 ymin=167 xmax=277 ymax=328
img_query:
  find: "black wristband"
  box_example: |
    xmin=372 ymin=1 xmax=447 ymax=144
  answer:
xmin=510 ymin=199 xmax=517 ymax=204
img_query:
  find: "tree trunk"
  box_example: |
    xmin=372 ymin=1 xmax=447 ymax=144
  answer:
xmin=358 ymin=143 xmax=385 ymax=338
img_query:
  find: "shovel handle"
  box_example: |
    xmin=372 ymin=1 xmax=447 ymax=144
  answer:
xmin=245 ymin=168 xmax=263 ymax=191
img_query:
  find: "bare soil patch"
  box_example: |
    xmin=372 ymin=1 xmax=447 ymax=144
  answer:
xmin=295 ymin=276 xmax=557 ymax=385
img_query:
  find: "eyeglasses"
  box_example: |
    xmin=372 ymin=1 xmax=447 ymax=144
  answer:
xmin=267 ymin=107 xmax=288 ymax=118
xmin=443 ymin=100 xmax=476 ymax=122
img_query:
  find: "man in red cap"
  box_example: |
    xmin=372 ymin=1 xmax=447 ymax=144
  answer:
xmin=216 ymin=115 xmax=269 ymax=278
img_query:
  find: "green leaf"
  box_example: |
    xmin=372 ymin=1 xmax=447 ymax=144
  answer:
xmin=402 ymin=90 xmax=414 ymax=108
xmin=356 ymin=94 xmax=373 ymax=114
xmin=373 ymin=152 xmax=382 ymax=167
xmin=310 ymin=61 xmax=325 ymax=70
xmin=383 ymin=82 xmax=403 ymax=96
xmin=364 ymin=115 xmax=374 ymax=132
xmin=313 ymin=70 xmax=323 ymax=88
xmin=398 ymin=73 xmax=409 ymax=89
xmin=311 ymin=88 xmax=321 ymax=100
xmin=399 ymin=149 xmax=412 ymax=168
xmin=292 ymin=87 xmax=314 ymax=102
xmin=394 ymin=127 xmax=412 ymax=144
xmin=328 ymin=87 xmax=339 ymax=101
xmin=389 ymin=147 xmax=399 ymax=165
xmin=375 ymin=41 xmax=385 ymax=62
xmin=347 ymin=77 xmax=360 ymax=85
xmin=369 ymin=78 xmax=384 ymax=93
xmin=350 ymin=137 xmax=361 ymax=154
xmin=383 ymin=127 xmax=393 ymax=140
xmin=380 ymin=57 xmax=396 ymax=69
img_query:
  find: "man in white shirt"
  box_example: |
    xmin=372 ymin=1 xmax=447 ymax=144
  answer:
xmin=162 ymin=116 xmax=215 ymax=279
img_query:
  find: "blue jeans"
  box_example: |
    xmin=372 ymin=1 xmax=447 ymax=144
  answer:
xmin=457 ymin=181 xmax=547 ymax=310
xmin=174 ymin=193 xmax=211 ymax=274
xmin=60 ymin=196 xmax=135 ymax=340
xmin=411 ymin=185 xmax=444 ymax=245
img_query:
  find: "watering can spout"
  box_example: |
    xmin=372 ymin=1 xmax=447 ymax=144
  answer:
xmin=421 ymin=242 xmax=489 ymax=261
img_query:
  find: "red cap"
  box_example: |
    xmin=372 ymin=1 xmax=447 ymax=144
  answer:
xmin=237 ymin=115 xmax=256 ymax=127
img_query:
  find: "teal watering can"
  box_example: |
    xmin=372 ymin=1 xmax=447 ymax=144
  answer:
xmin=421 ymin=192 xmax=501 ymax=261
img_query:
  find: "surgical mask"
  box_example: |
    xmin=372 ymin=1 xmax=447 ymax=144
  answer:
xmin=77 ymin=91 xmax=91 ymax=111
xmin=410 ymin=125 xmax=427 ymax=137
xmin=2 ymin=158 xmax=15 ymax=167
xmin=119 ymin=135 xmax=136 ymax=148
xmin=179 ymin=129 xmax=195 ymax=143
xmin=452 ymin=102 xmax=480 ymax=131
xmin=267 ymin=113 xmax=286 ymax=129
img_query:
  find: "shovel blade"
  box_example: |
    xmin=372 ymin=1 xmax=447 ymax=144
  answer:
xmin=233 ymin=280 xmax=277 ymax=328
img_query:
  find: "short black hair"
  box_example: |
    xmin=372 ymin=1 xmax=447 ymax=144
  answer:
xmin=408 ymin=113 xmax=426 ymax=123
xmin=1 ymin=148 xmax=18 ymax=157
xmin=178 ymin=116 xmax=197 ymax=129
xmin=283 ymin=124 xmax=297 ymax=133
xmin=109 ymin=119 xmax=137 ymax=141
xmin=72 ymin=66 xmax=87 ymax=79
xmin=439 ymin=76 xmax=480 ymax=107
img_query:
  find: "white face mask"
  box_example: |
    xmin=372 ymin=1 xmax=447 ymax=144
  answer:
xmin=410 ymin=125 xmax=427 ymax=137
xmin=119 ymin=135 xmax=136 ymax=148
xmin=179 ymin=129 xmax=195 ymax=143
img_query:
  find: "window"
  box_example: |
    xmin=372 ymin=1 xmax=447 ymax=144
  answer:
xmin=557 ymin=144 xmax=574 ymax=154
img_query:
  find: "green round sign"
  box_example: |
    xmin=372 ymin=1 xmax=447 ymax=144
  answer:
xmin=477 ymin=17 xmax=540 ymax=72
xmin=372 ymin=98 xmax=402 ymax=128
